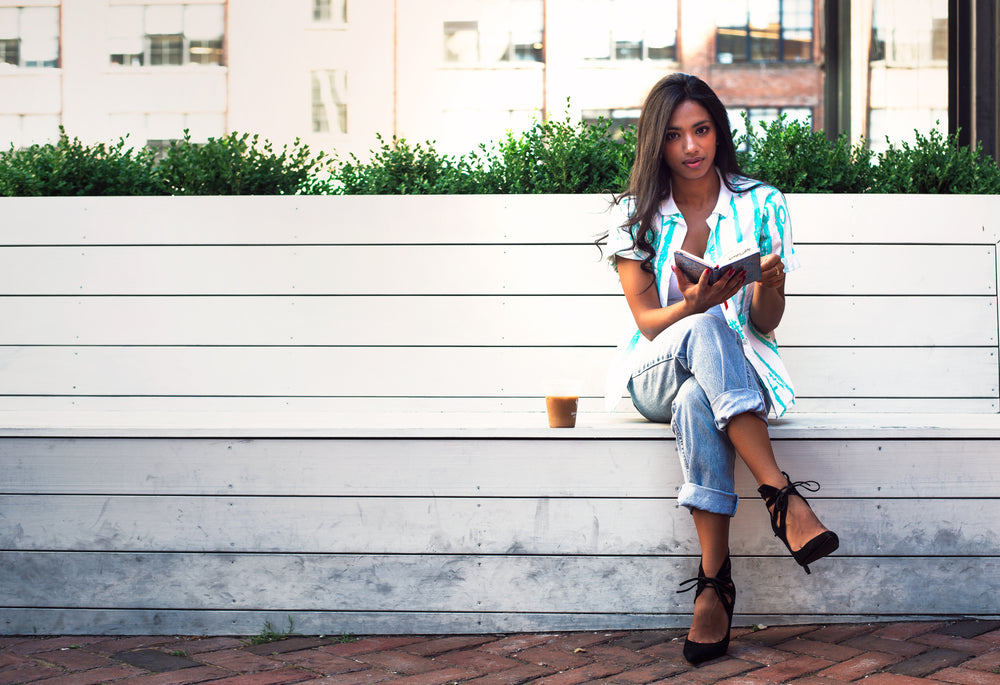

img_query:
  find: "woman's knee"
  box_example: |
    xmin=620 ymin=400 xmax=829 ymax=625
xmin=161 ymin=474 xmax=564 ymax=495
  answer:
xmin=680 ymin=312 xmax=729 ymax=336
xmin=672 ymin=312 xmax=739 ymax=353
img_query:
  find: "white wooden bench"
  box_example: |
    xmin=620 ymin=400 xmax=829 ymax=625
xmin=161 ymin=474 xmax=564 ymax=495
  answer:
xmin=1 ymin=194 xmax=998 ymax=636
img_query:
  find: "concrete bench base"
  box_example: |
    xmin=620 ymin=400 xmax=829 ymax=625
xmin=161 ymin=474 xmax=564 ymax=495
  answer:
xmin=3 ymin=410 xmax=999 ymax=635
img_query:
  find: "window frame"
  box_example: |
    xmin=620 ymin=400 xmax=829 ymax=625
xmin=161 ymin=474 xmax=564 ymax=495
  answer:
xmin=312 ymin=0 xmax=347 ymax=23
xmin=0 ymin=5 xmax=60 ymax=68
xmin=148 ymin=33 xmax=184 ymax=66
xmin=583 ymin=34 xmax=678 ymax=62
xmin=442 ymin=0 xmax=545 ymax=66
xmin=715 ymin=0 xmax=813 ymax=64
xmin=311 ymin=69 xmax=348 ymax=135
xmin=581 ymin=0 xmax=678 ymax=63
xmin=727 ymin=106 xmax=814 ymax=151
xmin=581 ymin=108 xmax=641 ymax=142
xmin=108 ymin=4 xmax=225 ymax=68
xmin=0 ymin=38 xmax=19 ymax=66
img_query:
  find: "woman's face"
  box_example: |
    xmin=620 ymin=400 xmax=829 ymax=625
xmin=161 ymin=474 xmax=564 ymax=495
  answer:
xmin=661 ymin=99 xmax=717 ymax=183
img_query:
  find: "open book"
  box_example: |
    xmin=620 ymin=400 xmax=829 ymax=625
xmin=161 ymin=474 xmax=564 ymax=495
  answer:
xmin=674 ymin=245 xmax=761 ymax=285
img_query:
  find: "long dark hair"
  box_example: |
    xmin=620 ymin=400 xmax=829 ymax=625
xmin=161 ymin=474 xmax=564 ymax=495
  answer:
xmin=603 ymin=73 xmax=752 ymax=275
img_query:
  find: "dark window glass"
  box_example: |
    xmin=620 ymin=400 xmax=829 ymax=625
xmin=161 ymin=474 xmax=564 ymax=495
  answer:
xmin=0 ymin=39 xmax=19 ymax=66
xmin=716 ymin=28 xmax=747 ymax=62
xmin=313 ymin=0 xmax=346 ymax=22
xmin=615 ymin=40 xmax=642 ymax=60
xmin=189 ymin=39 xmax=222 ymax=65
xmin=716 ymin=0 xmax=812 ymax=63
xmin=750 ymin=27 xmax=779 ymax=61
xmin=647 ymin=44 xmax=676 ymax=60
xmin=512 ymin=42 xmax=542 ymax=61
xmin=110 ymin=52 xmax=144 ymax=66
xmin=313 ymin=0 xmax=331 ymax=20
xmin=149 ymin=34 xmax=183 ymax=65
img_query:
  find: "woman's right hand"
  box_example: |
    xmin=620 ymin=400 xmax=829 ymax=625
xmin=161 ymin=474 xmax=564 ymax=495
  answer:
xmin=673 ymin=265 xmax=746 ymax=313
xmin=617 ymin=257 xmax=744 ymax=341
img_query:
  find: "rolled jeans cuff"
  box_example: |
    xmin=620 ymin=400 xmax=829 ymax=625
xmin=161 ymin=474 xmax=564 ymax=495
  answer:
xmin=678 ymin=482 xmax=739 ymax=517
xmin=710 ymin=388 xmax=768 ymax=432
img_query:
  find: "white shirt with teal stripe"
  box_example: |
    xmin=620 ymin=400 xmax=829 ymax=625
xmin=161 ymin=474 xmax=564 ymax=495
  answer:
xmin=604 ymin=172 xmax=801 ymax=418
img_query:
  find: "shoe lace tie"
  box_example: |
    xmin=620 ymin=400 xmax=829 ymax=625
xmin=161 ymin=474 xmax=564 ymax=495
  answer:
xmin=764 ymin=473 xmax=821 ymax=533
xmin=676 ymin=574 xmax=735 ymax=612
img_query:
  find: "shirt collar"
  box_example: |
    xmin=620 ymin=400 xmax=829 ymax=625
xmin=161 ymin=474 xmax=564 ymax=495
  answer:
xmin=660 ymin=168 xmax=734 ymax=221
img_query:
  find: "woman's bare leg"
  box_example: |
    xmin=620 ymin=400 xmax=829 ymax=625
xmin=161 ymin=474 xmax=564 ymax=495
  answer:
xmin=725 ymin=413 xmax=830 ymax=551
xmin=687 ymin=510 xmax=731 ymax=644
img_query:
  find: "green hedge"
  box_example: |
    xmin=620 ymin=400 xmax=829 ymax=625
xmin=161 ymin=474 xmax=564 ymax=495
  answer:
xmin=738 ymin=115 xmax=1000 ymax=194
xmin=0 ymin=129 xmax=335 ymax=197
xmin=2 ymin=117 xmax=998 ymax=195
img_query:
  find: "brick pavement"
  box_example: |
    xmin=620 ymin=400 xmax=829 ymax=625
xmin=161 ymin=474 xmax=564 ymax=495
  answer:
xmin=2 ymin=620 xmax=999 ymax=684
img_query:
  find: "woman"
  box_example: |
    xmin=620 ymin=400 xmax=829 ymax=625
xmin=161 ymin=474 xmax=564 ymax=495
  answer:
xmin=601 ymin=73 xmax=839 ymax=664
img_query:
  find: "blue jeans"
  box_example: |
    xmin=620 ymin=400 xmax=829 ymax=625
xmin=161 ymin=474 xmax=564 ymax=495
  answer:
xmin=627 ymin=313 xmax=771 ymax=517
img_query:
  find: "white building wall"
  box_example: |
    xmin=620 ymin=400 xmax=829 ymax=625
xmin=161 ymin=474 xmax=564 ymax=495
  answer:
xmin=226 ymin=0 xmax=394 ymax=161
xmin=0 ymin=0 xmax=680 ymax=158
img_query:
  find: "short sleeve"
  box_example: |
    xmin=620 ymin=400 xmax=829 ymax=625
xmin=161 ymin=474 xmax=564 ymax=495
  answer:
xmin=605 ymin=197 xmax=649 ymax=270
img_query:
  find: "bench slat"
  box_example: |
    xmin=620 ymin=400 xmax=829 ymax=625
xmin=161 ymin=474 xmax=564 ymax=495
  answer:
xmin=2 ymin=195 xmax=998 ymax=245
xmin=789 ymin=244 xmax=997 ymax=296
xmin=787 ymin=193 xmax=1000 ymax=244
xmin=0 ymin=195 xmax=613 ymax=245
xmin=0 ymin=345 xmax=992 ymax=399
xmin=4 ymin=494 xmax=994 ymax=558
xmin=0 ymin=395 xmax=997 ymax=415
xmin=0 ymin=244 xmax=617 ymax=295
xmin=4 ymin=435 xmax=998 ymax=498
xmin=0 ymin=294 xmax=992 ymax=347
xmin=0 ymin=243 xmax=993 ymax=296
xmin=3 ymin=551 xmax=996 ymax=616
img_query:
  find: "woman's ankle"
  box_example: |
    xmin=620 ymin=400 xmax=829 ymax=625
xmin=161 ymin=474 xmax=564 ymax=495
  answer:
xmin=783 ymin=496 xmax=828 ymax=548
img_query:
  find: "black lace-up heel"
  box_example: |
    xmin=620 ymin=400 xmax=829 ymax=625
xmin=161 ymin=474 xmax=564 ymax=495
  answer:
xmin=758 ymin=472 xmax=839 ymax=574
xmin=677 ymin=555 xmax=736 ymax=664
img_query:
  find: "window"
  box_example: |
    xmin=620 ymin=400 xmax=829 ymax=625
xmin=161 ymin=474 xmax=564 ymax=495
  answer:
xmin=727 ymin=106 xmax=812 ymax=150
xmin=866 ymin=0 xmax=948 ymax=153
xmin=149 ymin=34 xmax=183 ymax=65
xmin=145 ymin=138 xmax=174 ymax=162
xmin=443 ymin=0 xmax=543 ymax=64
xmin=109 ymin=4 xmax=224 ymax=67
xmin=0 ymin=39 xmax=17 ymax=66
xmin=313 ymin=0 xmax=346 ymax=22
xmin=581 ymin=108 xmax=640 ymax=141
xmin=312 ymin=70 xmax=347 ymax=134
xmin=871 ymin=0 xmax=947 ymax=66
xmin=578 ymin=0 xmax=677 ymax=62
xmin=716 ymin=0 xmax=812 ymax=63
xmin=444 ymin=21 xmax=480 ymax=63
xmin=109 ymin=111 xmax=225 ymax=149
xmin=0 ymin=6 xmax=59 ymax=68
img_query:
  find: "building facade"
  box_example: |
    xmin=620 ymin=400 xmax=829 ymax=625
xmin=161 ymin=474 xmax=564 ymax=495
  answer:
xmin=0 ymin=0 xmax=980 ymax=160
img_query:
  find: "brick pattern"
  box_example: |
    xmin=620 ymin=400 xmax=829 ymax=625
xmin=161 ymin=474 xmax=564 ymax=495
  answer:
xmin=2 ymin=620 xmax=1000 ymax=684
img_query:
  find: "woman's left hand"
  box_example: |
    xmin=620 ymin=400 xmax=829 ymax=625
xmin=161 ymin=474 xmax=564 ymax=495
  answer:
xmin=758 ymin=254 xmax=786 ymax=289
